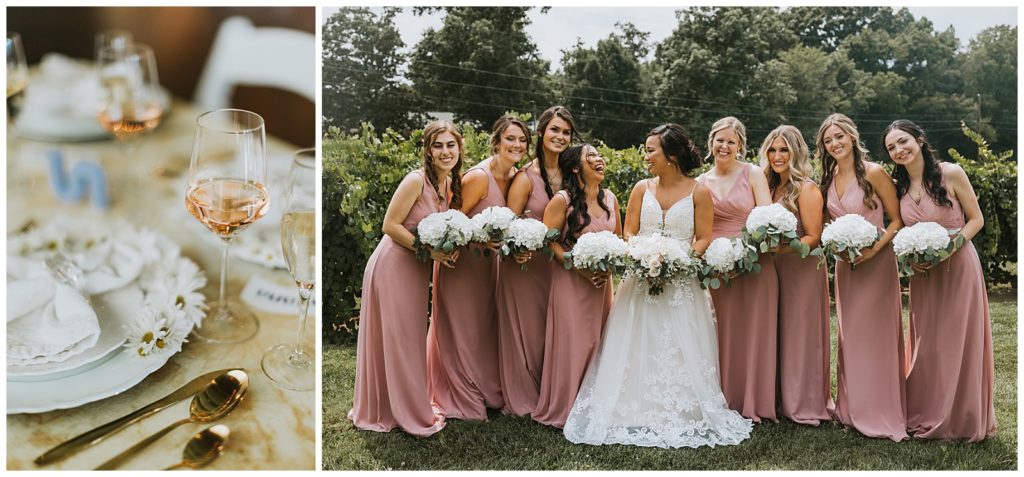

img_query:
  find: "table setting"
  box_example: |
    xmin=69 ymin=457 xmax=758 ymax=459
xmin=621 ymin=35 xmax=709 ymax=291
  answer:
xmin=6 ymin=28 xmax=316 ymax=470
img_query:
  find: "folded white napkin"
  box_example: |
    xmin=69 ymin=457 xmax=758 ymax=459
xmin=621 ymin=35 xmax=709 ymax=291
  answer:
xmin=72 ymin=239 xmax=145 ymax=295
xmin=7 ymin=255 xmax=101 ymax=366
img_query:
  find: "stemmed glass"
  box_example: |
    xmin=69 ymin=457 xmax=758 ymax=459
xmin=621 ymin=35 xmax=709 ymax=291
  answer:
xmin=96 ymin=42 xmax=163 ymax=144
xmin=261 ymin=148 xmax=315 ymax=391
xmin=94 ymin=29 xmax=133 ymax=60
xmin=7 ymin=31 xmax=28 ymax=122
xmin=185 ymin=109 xmax=269 ymax=343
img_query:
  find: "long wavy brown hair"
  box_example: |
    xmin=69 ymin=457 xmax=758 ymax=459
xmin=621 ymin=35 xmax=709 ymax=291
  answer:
xmin=883 ymin=119 xmax=952 ymax=208
xmin=421 ymin=120 xmax=463 ymax=210
xmin=759 ymin=125 xmax=813 ymax=214
xmin=815 ymin=113 xmax=876 ymax=213
xmin=559 ymin=143 xmax=610 ymax=248
xmin=534 ymin=106 xmax=577 ymax=198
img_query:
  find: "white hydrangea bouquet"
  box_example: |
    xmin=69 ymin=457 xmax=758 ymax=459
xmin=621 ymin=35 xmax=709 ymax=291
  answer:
xmin=623 ymin=233 xmax=698 ymax=296
xmin=699 ymin=236 xmax=760 ymax=289
xmin=500 ymin=217 xmax=560 ymax=270
xmin=813 ymin=213 xmax=882 ymax=269
xmin=412 ymin=209 xmax=476 ymax=261
xmin=562 ymin=230 xmax=628 ymax=274
xmin=470 ymin=206 xmax=518 ymax=257
xmin=743 ymin=203 xmax=807 ymax=257
xmin=892 ymin=221 xmax=964 ymax=277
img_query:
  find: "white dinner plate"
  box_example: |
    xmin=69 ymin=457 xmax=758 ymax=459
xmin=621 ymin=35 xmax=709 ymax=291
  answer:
xmin=7 ymin=285 xmax=140 ymax=379
xmin=7 ymin=344 xmax=174 ymax=414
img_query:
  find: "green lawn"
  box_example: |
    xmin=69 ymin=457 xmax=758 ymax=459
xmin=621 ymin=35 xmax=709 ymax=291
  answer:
xmin=322 ymin=295 xmax=1017 ymax=470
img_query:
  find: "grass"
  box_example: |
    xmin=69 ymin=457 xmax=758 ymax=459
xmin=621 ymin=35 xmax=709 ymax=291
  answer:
xmin=322 ymin=294 xmax=1017 ymax=470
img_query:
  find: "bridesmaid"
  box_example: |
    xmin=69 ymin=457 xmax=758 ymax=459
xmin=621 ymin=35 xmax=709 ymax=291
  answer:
xmin=498 ymin=106 xmax=577 ymax=416
xmin=697 ymin=116 xmax=779 ymax=423
xmin=426 ymin=115 xmax=528 ymax=419
xmin=349 ymin=120 xmax=463 ymax=436
xmin=533 ymin=143 xmax=621 ymax=428
xmin=817 ymin=113 xmax=907 ymax=441
xmin=883 ymin=119 xmax=996 ymax=441
xmin=759 ymin=125 xmax=832 ymax=425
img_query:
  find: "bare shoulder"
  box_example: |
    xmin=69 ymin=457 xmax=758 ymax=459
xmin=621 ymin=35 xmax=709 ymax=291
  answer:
xmin=692 ymin=181 xmax=712 ymax=204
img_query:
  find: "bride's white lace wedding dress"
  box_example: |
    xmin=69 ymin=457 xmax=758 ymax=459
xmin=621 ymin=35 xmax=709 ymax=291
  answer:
xmin=563 ymin=180 xmax=753 ymax=448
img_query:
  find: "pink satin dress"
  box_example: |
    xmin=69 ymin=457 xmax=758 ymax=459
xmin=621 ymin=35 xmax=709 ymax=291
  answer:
xmin=349 ymin=171 xmax=446 ymax=437
xmin=698 ymin=163 xmax=779 ymax=423
xmin=773 ymin=183 xmax=832 ymax=425
xmin=497 ymin=167 xmax=553 ymax=416
xmin=900 ymin=168 xmax=995 ymax=441
xmin=427 ymin=160 xmax=505 ymax=420
xmin=827 ymin=177 xmax=907 ymax=441
xmin=533 ymin=190 xmax=616 ymax=428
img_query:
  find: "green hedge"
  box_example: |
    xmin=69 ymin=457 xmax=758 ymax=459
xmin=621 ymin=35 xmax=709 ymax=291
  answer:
xmin=323 ymin=122 xmax=1015 ymax=343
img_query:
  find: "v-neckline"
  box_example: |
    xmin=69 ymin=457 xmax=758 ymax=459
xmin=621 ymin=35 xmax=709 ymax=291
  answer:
xmin=834 ymin=175 xmax=857 ymax=202
xmin=707 ymin=165 xmax=747 ymax=200
xmin=645 ymin=186 xmax=692 ymax=223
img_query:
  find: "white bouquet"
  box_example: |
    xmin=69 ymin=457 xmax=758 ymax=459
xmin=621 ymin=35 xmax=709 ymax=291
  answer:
xmin=562 ymin=231 xmax=628 ymax=274
xmin=699 ymin=237 xmax=759 ymax=289
xmin=500 ymin=217 xmax=560 ymax=270
xmin=471 ymin=206 xmax=517 ymax=242
xmin=743 ymin=204 xmax=807 ymax=257
xmin=892 ymin=222 xmax=963 ymax=277
xmin=814 ymin=213 xmax=882 ymax=269
xmin=623 ymin=233 xmax=697 ymax=296
xmin=413 ymin=210 xmax=475 ymax=260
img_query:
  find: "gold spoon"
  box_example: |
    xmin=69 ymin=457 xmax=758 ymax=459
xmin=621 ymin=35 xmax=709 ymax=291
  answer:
xmin=164 ymin=424 xmax=230 ymax=470
xmin=96 ymin=370 xmax=248 ymax=470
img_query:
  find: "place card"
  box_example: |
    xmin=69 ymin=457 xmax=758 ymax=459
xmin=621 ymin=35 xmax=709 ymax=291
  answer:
xmin=240 ymin=275 xmax=314 ymax=315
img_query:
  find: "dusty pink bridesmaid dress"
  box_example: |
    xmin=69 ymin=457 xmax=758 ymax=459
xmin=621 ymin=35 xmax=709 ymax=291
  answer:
xmin=532 ymin=190 xmax=616 ymax=428
xmin=349 ymin=171 xmax=446 ymax=437
xmin=773 ymin=183 xmax=832 ymax=425
xmin=497 ymin=168 xmax=553 ymax=416
xmin=827 ymin=178 xmax=907 ymax=441
xmin=698 ymin=163 xmax=779 ymax=423
xmin=900 ymin=168 xmax=995 ymax=442
xmin=426 ymin=160 xmax=505 ymax=420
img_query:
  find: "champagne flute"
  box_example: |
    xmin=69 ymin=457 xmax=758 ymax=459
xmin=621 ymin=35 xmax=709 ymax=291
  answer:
xmin=7 ymin=31 xmax=28 ymax=121
xmin=185 ymin=109 xmax=269 ymax=343
xmin=96 ymin=43 xmax=163 ymax=143
xmin=261 ymin=148 xmax=315 ymax=391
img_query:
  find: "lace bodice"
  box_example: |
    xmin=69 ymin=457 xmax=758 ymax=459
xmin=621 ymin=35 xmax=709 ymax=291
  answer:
xmin=639 ymin=181 xmax=695 ymax=245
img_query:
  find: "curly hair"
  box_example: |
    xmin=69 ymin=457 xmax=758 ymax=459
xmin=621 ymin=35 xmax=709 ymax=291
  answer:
xmin=883 ymin=119 xmax=952 ymax=208
xmin=421 ymin=120 xmax=463 ymax=210
xmin=815 ymin=113 xmax=876 ymax=213
xmin=559 ymin=143 xmax=610 ymax=248
xmin=759 ymin=125 xmax=813 ymax=214
xmin=648 ymin=123 xmax=703 ymax=176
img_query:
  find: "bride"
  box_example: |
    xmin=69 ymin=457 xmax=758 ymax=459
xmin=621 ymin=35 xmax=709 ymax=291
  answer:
xmin=563 ymin=123 xmax=753 ymax=448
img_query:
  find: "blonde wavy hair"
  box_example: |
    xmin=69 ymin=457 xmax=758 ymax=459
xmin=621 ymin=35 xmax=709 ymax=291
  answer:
xmin=814 ymin=113 xmax=876 ymax=211
xmin=759 ymin=125 xmax=813 ymax=214
xmin=705 ymin=116 xmax=748 ymax=162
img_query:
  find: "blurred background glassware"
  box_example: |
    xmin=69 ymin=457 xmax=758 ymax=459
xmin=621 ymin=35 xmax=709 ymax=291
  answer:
xmin=185 ymin=108 xmax=268 ymax=344
xmin=94 ymin=29 xmax=133 ymax=61
xmin=96 ymin=42 xmax=163 ymax=144
xmin=261 ymin=147 xmax=314 ymax=391
xmin=7 ymin=31 xmax=28 ymax=122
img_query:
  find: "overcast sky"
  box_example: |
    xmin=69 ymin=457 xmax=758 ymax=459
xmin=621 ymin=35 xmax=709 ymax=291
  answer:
xmin=324 ymin=6 xmax=1017 ymax=73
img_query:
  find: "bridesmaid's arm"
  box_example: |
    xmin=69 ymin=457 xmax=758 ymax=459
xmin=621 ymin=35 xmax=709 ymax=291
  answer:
xmin=749 ymin=165 xmax=773 ymax=206
xmin=622 ymin=182 xmax=645 ymax=239
xmin=542 ymin=194 xmax=570 ymax=267
xmin=853 ymin=163 xmax=903 ymax=266
xmin=506 ymin=168 xmax=533 ymax=216
xmin=381 ymin=172 xmax=425 ymax=251
xmin=796 ymin=182 xmax=824 ymax=250
xmin=691 ymin=182 xmax=714 ymax=255
xmin=946 ymin=163 xmax=985 ymax=242
xmin=459 ymin=167 xmax=490 ymax=214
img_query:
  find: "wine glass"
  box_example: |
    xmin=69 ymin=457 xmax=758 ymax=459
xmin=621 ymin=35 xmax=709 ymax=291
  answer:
xmin=261 ymin=148 xmax=315 ymax=391
xmin=96 ymin=42 xmax=163 ymax=143
xmin=185 ymin=109 xmax=269 ymax=343
xmin=7 ymin=31 xmax=28 ymax=122
xmin=94 ymin=29 xmax=133 ymax=60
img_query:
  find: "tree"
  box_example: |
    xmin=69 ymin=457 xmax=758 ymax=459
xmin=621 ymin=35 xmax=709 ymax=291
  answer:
xmin=653 ymin=7 xmax=798 ymax=145
xmin=782 ymin=6 xmax=894 ymax=53
xmin=559 ymin=23 xmax=652 ymax=148
xmin=407 ymin=7 xmax=552 ymax=127
xmin=961 ymin=25 xmax=1018 ymax=151
xmin=322 ymin=7 xmax=424 ymax=133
